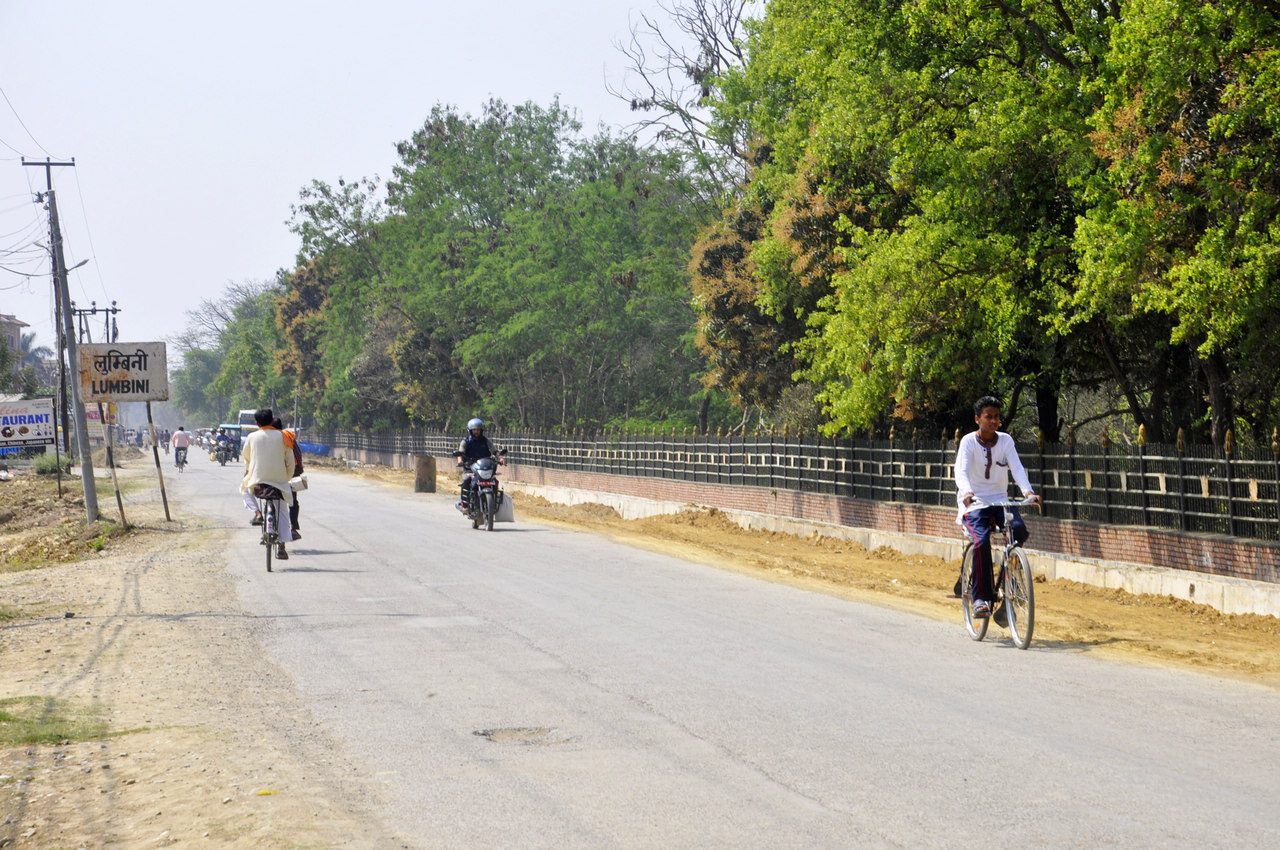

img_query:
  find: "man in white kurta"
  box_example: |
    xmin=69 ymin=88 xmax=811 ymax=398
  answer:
xmin=240 ymin=409 xmax=294 ymax=557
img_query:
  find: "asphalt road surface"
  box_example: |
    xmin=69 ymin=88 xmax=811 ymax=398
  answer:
xmin=179 ymin=456 xmax=1280 ymax=849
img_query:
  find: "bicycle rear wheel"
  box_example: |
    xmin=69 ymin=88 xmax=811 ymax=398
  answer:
xmin=1004 ymin=547 xmax=1035 ymax=648
xmin=959 ymin=544 xmax=989 ymax=641
xmin=264 ymin=501 xmax=276 ymax=573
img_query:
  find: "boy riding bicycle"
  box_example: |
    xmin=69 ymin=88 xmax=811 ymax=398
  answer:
xmin=955 ymin=396 xmax=1041 ymax=620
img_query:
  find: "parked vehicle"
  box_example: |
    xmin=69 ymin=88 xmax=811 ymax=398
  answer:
xmin=454 ymin=448 xmax=508 ymax=531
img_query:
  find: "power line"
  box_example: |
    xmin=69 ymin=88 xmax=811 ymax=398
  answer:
xmin=70 ymin=168 xmax=109 ymax=301
xmin=0 ymin=85 xmax=52 ymax=157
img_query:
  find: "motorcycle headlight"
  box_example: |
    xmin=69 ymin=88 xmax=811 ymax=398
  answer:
xmin=476 ymin=467 xmax=495 ymax=480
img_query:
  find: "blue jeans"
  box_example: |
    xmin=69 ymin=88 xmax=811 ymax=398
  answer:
xmin=963 ymin=506 xmax=1028 ymax=603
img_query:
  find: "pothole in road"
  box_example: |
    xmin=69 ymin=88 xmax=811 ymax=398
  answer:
xmin=473 ymin=727 xmax=565 ymax=745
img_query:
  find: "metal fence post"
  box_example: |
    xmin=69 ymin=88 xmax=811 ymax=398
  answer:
xmin=1102 ymin=429 xmax=1113 ymax=525
xmin=1224 ymin=429 xmax=1237 ymax=538
xmin=1137 ymin=424 xmax=1150 ymax=528
xmin=1177 ymin=429 xmax=1189 ymax=532
xmin=1274 ymin=428 xmax=1280 ymax=540
xmin=1067 ymin=427 xmax=1079 ymax=522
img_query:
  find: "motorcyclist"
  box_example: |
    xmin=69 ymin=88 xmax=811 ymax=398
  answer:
xmin=214 ymin=428 xmax=233 ymax=461
xmin=456 ymin=418 xmax=502 ymax=512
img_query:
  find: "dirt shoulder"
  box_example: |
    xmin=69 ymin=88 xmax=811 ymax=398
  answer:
xmin=2 ymin=457 xmax=1278 ymax=847
xmin=0 ymin=464 xmax=396 ymax=849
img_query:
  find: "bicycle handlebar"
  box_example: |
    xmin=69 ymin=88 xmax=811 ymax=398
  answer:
xmin=967 ymin=495 xmax=1040 ymax=510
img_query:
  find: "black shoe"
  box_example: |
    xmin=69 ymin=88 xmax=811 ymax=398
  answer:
xmin=276 ymin=546 xmax=289 ymax=561
xmin=250 ymin=512 xmax=263 ymax=526
xmin=290 ymin=529 xmax=301 ymax=540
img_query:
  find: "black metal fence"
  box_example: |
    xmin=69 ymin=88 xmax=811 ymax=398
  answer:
xmin=314 ymin=430 xmax=1280 ymax=542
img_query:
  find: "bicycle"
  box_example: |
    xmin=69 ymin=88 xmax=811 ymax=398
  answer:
xmin=174 ymin=447 xmax=187 ymax=472
xmin=254 ymin=488 xmax=286 ymax=572
xmin=958 ymin=496 xmax=1039 ymax=649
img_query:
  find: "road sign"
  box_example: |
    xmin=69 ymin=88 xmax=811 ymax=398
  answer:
xmin=78 ymin=342 xmax=169 ymax=402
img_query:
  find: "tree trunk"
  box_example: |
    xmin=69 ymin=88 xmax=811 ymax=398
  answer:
xmin=1033 ymin=369 xmax=1062 ymax=444
xmin=1095 ymin=323 xmax=1149 ymax=434
xmin=1200 ymin=351 xmax=1234 ymax=449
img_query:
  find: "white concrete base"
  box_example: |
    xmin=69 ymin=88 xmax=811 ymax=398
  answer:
xmin=505 ymin=481 xmax=1280 ymax=618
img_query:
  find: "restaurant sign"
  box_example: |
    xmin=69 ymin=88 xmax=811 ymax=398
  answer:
xmin=78 ymin=342 xmax=169 ymax=402
xmin=0 ymin=397 xmax=56 ymax=447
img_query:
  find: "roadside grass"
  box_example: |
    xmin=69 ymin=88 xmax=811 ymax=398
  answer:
xmin=0 ymin=696 xmax=109 ymax=746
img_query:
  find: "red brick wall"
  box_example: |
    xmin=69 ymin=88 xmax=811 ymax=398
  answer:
xmin=505 ymin=463 xmax=1280 ymax=585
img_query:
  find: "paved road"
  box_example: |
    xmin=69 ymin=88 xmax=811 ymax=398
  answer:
xmin=177 ymin=457 xmax=1280 ymax=848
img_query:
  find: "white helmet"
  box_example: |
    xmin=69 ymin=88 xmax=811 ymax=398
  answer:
xmin=467 ymin=418 xmax=484 ymax=431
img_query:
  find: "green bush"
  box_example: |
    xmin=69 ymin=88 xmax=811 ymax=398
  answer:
xmin=33 ymin=452 xmax=70 ymax=476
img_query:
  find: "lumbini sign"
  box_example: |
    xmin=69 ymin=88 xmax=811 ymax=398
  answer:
xmin=78 ymin=342 xmax=169 ymax=402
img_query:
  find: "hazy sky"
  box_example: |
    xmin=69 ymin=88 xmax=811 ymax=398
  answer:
xmin=1 ymin=1 xmax=687 ymax=359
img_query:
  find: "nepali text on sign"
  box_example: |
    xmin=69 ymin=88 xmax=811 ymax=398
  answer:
xmin=78 ymin=342 xmax=169 ymax=402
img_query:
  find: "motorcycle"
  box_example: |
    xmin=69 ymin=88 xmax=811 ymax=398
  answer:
xmin=215 ymin=443 xmax=232 ymax=466
xmin=454 ymin=448 xmax=508 ymax=531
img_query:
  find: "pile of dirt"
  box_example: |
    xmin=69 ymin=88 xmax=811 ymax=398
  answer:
xmin=0 ymin=470 xmax=138 ymax=568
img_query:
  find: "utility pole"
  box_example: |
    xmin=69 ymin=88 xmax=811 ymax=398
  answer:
xmin=23 ymin=156 xmax=98 ymax=523
xmin=23 ymin=158 xmax=75 ymax=455
xmin=48 ymin=190 xmax=99 ymax=521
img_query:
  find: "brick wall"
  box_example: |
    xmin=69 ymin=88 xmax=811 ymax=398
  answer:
xmin=503 ymin=461 xmax=1280 ymax=586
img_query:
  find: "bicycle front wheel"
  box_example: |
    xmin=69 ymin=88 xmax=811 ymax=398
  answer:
xmin=1004 ymin=547 xmax=1035 ymax=649
xmin=959 ymin=544 xmax=989 ymax=641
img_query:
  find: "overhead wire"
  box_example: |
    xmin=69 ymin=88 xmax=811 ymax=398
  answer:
xmin=69 ymin=169 xmax=109 ymax=302
xmin=0 ymin=85 xmax=53 ymax=158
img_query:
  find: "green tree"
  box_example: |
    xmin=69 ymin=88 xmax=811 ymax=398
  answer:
xmin=1072 ymin=0 xmax=1280 ymax=444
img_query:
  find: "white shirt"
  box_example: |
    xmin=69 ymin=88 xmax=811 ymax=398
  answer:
xmin=240 ymin=427 xmax=293 ymax=495
xmin=954 ymin=431 xmax=1034 ymax=521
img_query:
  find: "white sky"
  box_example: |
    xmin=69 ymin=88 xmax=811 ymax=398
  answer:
xmin=1 ymin=0 xmax=683 ymax=357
